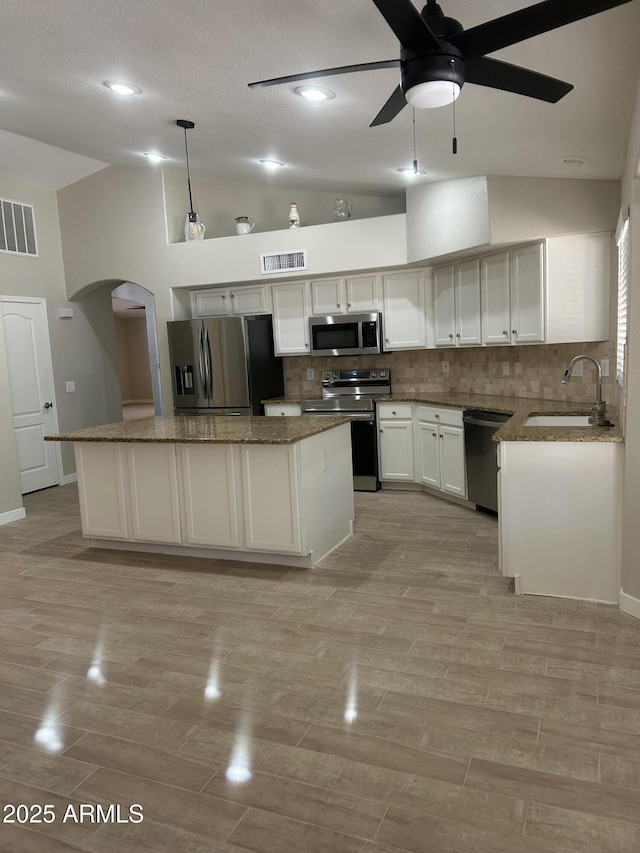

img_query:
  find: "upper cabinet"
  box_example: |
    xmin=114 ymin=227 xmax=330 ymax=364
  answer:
xmin=382 ymin=270 xmax=426 ymax=351
xmin=310 ymin=274 xmax=380 ymax=315
xmin=193 ymin=285 xmax=271 ymax=317
xmin=481 ymin=252 xmax=511 ymax=345
xmin=433 ymin=260 xmax=481 ymax=347
xmin=509 ymin=243 xmax=545 ymax=344
xmin=271 ymin=281 xmax=311 ymax=355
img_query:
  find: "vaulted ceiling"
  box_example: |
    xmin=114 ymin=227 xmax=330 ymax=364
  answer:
xmin=2 ymin=0 xmax=640 ymax=193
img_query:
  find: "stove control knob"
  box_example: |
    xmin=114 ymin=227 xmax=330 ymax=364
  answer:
xmin=371 ymin=371 xmax=377 ymax=378
xmin=379 ymin=370 xmax=387 ymax=378
xmin=323 ymin=373 xmax=331 ymax=380
xmin=332 ymin=373 xmax=339 ymax=379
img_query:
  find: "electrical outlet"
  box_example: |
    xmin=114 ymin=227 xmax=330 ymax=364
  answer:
xmin=306 ymin=368 xmax=315 ymax=381
xmin=502 ymin=362 xmax=510 ymax=376
xmin=65 ymin=380 xmax=76 ymax=392
xmin=572 ymin=361 xmax=584 ymax=377
xmin=441 ymin=360 xmax=449 ymax=373
xmin=601 ymin=358 xmax=609 ymax=377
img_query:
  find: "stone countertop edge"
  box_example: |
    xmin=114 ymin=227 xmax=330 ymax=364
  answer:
xmin=44 ymin=415 xmax=353 ymax=445
xmin=262 ymin=393 xmax=623 ymax=443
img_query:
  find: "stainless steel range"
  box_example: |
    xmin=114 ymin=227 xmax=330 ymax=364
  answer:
xmin=301 ymin=368 xmax=391 ymax=492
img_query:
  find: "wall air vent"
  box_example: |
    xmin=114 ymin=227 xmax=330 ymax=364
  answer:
xmin=260 ymin=249 xmax=307 ymax=275
xmin=0 ymin=198 xmax=38 ymax=257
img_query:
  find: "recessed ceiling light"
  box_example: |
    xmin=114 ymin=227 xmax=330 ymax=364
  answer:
xmin=142 ymin=153 xmax=167 ymax=164
xmin=397 ymin=166 xmax=428 ymax=177
xmin=259 ymin=159 xmax=285 ymax=170
xmin=295 ymin=86 xmax=334 ymax=101
xmin=558 ymin=155 xmax=589 ymax=167
xmin=103 ymin=81 xmax=142 ymax=96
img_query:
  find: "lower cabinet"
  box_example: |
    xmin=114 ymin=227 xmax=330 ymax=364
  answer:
xmin=378 ymin=404 xmax=467 ymax=499
xmin=414 ymin=407 xmax=466 ymax=498
xmin=378 ymin=404 xmax=415 ymax=481
xmin=178 ymin=444 xmax=240 ymax=548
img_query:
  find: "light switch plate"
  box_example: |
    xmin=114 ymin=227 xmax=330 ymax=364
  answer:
xmin=65 ymin=380 xmax=76 ymax=392
xmin=442 ymin=361 xmax=449 ymax=373
xmin=306 ymin=368 xmax=315 ymax=380
xmin=572 ymin=361 xmax=584 ymax=377
xmin=601 ymin=358 xmax=609 ymax=377
xmin=502 ymin=362 xmax=510 ymax=376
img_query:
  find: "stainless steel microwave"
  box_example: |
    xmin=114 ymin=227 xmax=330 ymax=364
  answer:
xmin=309 ymin=312 xmax=382 ymax=357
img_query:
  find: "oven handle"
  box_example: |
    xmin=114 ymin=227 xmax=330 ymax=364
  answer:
xmin=302 ymin=410 xmax=374 ymax=422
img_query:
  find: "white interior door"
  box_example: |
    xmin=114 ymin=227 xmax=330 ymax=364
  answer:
xmin=1 ymin=297 xmax=60 ymax=493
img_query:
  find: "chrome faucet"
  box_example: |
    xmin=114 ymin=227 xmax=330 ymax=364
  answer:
xmin=562 ymin=354 xmax=607 ymax=425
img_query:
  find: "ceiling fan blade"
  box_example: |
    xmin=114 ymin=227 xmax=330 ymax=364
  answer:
xmin=465 ymin=56 xmax=573 ymax=102
xmin=370 ymin=0 xmax=442 ymax=51
xmin=450 ymin=0 xmax=633 ymax=60
xmin=370 ymin=86 xmax=407 ymax=127
xmin=248 ymin=59 xmax=399 ymax=89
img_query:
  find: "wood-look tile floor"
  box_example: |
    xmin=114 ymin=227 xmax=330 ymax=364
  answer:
xmin=1 ymin=485 xmax=640 ymax=851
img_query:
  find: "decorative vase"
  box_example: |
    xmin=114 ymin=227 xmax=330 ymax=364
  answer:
xmin=288 ymin=202 xmax=300 ymax=229
xmin=332 ymin=199 xmax=353 ymax=221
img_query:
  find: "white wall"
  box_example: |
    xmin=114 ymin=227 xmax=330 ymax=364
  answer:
xmin=0 ymin=175 xmax=122 ymax=494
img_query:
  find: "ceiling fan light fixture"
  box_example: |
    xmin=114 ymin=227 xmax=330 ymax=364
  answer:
xmin=103 ymin=81 xmax=141 ymax=96
xmin=405 ymin=80 xmax=460 ymax=109
xmin=295 ymin=86 xmax=335 ymax=101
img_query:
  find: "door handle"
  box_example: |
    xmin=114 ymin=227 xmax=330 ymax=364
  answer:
xmin=43 ymin=402 xmax=53 ymax=409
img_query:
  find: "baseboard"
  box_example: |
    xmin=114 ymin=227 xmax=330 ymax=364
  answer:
xmin=122 ymin=399 xmax=154 ymax=405
xmin=620 ymin=590 xmax=640 ymax=620
xmin=61 ymin=473 xmax=78 ymax=485
xmin=0 ymin=507 xmax=26 ymax=526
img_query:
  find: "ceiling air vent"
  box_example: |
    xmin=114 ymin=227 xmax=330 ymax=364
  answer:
xmin=0 ymin=198 xmax=38 ymax=257
xmin=260 ymin=249 xmax=307 ymax=275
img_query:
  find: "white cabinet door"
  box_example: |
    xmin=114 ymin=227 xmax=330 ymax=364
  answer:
xmin=481 ymin=252 xmax=511 ymax=345
xmin=455 ymin=259 xmax=482 ymax=346
xmin=345 ymin=275 xmax=380 ymax=312
xmin=126 ymin=444 xmax=182 ymax=544
xmin=382 ymin=271 xmax=426 ymax=350
xmin=240 ymin=445 xmax=302 ymax=552
xmin=379 ymin=419 xmax=414 ymax=481
xmin=310 ymin=278 xmax=343 ymax=315
xmin=439 ymin=425 xmax=467 ymax=498
xmin=178 ymin=444 xmax=239 ymax=547
xmin=231 ymin=286 xmax=271 ymax=315
xmin=272 ymin=281 xmax=311 ymax=355
xmin=433 ymin=265 xmax=456 ymax=347
xmin=193 ymin=290 xmax=230 ymax=317
xmin=75 ymin=443 xmax=129 ymax=539
xmin=415 ymin=419 xmax=440 ymax=488
xmin=510 ymin=243 xmax=544 ymax=344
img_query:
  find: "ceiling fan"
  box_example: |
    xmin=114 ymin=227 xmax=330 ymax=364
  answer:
xmin=249 ymin=0 xmax=633 ymax=126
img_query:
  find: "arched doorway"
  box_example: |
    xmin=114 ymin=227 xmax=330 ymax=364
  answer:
xmin=111 ymin=282 xmax=163 ymax=419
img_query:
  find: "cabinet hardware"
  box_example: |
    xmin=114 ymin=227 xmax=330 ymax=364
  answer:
xmin=512 ymin=329 xmax=517 ymax=336
xmin=456 ymin=333 xmax=460 ymax=338
xmin=503 ymin=330 xmax=508 ymax=335
xmin=347 ymin=302 xmax=352 ymax=307
xmin=336 ymin=303 xmax=341 ymax=308
xmin=435 ymin=413 xmax=439 ymax=418
xmin=449 ymin=334 xmax=453 ymax=339
xmin=392 ymin=411 xmax=397 ymax=415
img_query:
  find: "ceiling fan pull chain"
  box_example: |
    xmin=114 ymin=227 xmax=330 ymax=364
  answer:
xmin=412 ymin=108 xmax=419 ymax=174
xmin=451 ymin=59 xmax=458 ymax=155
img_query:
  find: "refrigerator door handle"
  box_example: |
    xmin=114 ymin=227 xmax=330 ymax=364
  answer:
xmin=204 ymin=327 xmax=213 ymax=399
xmin=198 ymin=326 xmax=207 ymax=395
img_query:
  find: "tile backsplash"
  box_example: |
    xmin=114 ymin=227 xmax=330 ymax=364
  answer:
xmin=284 ymin=341 xmax=616 ymax=405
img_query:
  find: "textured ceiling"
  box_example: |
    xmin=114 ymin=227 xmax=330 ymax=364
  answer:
xmin=2 ymin=0 xmax=640 ymax=194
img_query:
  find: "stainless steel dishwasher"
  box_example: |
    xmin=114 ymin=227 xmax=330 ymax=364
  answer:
xmin=463 ymin=410 xmax=512 ymax=513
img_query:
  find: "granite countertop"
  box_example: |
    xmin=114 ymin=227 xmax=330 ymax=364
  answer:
xmin=45 ymin=415 xmax=352 ymax=445
xmin=263 ymin=392 xmax=623 ymax=443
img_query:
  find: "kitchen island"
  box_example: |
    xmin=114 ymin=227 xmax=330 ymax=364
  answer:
xmin=45 ymin=415 xmax=354 ymax=568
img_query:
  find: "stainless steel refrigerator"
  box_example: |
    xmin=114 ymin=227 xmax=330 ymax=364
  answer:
xmin=167 ymin=315 xmax=284 ymax=415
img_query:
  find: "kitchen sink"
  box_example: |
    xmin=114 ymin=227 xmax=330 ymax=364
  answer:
xmin=523 ymin=415 xmax=592 ymax=427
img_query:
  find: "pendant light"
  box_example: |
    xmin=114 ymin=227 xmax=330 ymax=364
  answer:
xmin=176 ymin=119 xmax=205 ymax=241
